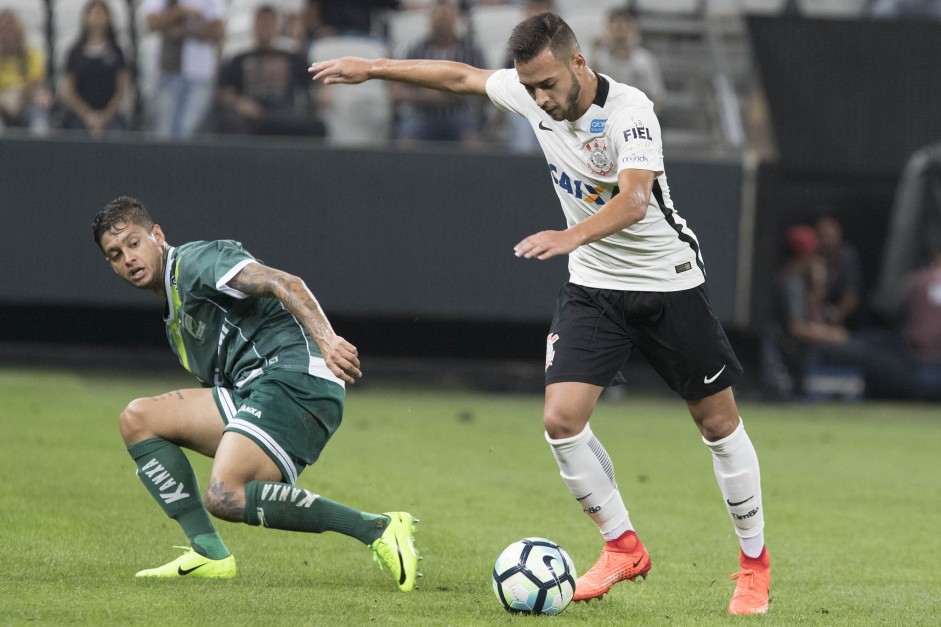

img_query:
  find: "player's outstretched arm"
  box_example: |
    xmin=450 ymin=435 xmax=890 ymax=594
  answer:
xmin=309 ymin=56 xmax=493 ymax=96
xmin=228 ymin=262 xmax=362 ymax=383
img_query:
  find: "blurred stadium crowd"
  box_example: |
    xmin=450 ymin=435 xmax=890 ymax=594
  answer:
xmin=0 ymin=0 xmax=883 ymax=153
xmin=3 ymin=0 xmax=939 ymax=403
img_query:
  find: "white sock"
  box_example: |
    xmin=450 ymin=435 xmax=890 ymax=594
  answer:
xmin=546 ymin=424 xmax=632 ymax=540
xmin=703 ymin=419 xmax=765 ymax=558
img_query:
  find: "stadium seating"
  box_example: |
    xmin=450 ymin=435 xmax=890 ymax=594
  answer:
xmin=467 ymin=4 xmax=523 ymax=69
xmin=385 ymin=6 xmax=433 ymax=59
xmin=308 ymin=35 xmax=392 ymax=145
xmin=554 ymin=0 xmax=629 ymax=17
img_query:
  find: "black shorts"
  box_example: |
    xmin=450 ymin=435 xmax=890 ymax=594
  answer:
xmin=544 ymin=282 xmax=742 ymax=401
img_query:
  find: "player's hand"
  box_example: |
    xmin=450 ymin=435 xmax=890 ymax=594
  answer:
xmin=322 ymin=335 xmax=362 ymax=384
xmin=514 ymin=229 xmax=581 ymax=260
xmin=309 ymin=57 xmax=372 ymax=85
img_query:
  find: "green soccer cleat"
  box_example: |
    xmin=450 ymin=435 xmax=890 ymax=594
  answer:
xmin=370 ymin=512 xmax=421 ymax=591
xmin=135 ymin=546 xmax=237 ymax=579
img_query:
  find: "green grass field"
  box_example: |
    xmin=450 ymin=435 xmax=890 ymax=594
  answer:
xmin=1 ymin=367 xmax=939 ymax=625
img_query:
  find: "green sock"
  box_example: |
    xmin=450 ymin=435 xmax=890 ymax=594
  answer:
xmin=244 ymin=481 xmax=388 ymax=545
xmin=127 ymin=438 xmax=230 ymax=559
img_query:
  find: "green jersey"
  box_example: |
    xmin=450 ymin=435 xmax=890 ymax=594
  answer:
xmin=162 ymin=240 xmax=343 ymax=389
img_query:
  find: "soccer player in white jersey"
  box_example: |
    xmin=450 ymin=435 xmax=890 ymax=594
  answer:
xmin=311 ymin=12 xmax=770 ymax=615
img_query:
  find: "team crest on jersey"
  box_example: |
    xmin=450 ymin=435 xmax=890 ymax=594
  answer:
xmin=584 ymin=139 xmax=614 ymax=175
xmin=545 ymin=333 xmax=560 ymax=371
xmin=181 ymin=313 xmax=206 ymax=339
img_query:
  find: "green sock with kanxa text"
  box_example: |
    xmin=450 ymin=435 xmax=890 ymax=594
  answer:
xmin=127 ymin=437 xmax=230 ymax=559
xmin=244 ymin=481 xmax=388 ymax=545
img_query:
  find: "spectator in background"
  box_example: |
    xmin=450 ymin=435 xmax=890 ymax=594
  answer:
xmin=814 ymin=212 xmax=862 ymax=328
xmin=773 ymin=224 xmax=857 ymax=396
xmin=141 ymin=0 xmax=225 ymax=139
xmin=306 ymin=0 xmax=400 ymax=38
xmin=391 ymin=0 xmax=486 ymax=145
xmin=215 ymin=5 xmax=325 ymax=138
xmin=591 ymin=7 xmax=665 ymax=110
xmin=778 ymin=225 xmax=850 ymax=349
xmin=0 ymin=9 xmax=52 ymax=134
xmin=903 ymin=248 xmax=941 ymax=399
xmin=59 ymin=0 xmax=130 ymax=138
xmin=289 ymin=0 xmax=326 ymax=53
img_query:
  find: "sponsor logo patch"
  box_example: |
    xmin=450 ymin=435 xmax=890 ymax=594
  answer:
xmin=589 ymin=118 xmax=607 ymax=133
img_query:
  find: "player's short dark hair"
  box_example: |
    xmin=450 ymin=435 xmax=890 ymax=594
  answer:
xmin=507 ymin=12 xmax=580 ymax=65
xmin=92 ymin=196 xmax=154 ymax=248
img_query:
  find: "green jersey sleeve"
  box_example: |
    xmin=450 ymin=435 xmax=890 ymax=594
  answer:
xmin=176 ymin=240 xmax=258 ymax=300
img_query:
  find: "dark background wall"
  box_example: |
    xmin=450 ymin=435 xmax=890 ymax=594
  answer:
xmin=745 ymin=16 xmax=941 ymax=328
xmin=1 ymin=135 xmax=742 ymax=359
xmin=748 ymin=16 xmax=941 ymax=179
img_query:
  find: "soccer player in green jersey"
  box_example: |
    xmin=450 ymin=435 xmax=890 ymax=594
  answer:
xmin=92 ymin=196 xmax=420 ymax=589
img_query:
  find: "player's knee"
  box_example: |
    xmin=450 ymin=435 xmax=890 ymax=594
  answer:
xmin=118 ymin=397 xmax=154 ymax=445
xmin=697 ymin=412 xmax=740 ymax=442
xmin=543 ymin=408 xmax=585 ymax=440
xmin=204 ymin=483 xmax=247 ymax=522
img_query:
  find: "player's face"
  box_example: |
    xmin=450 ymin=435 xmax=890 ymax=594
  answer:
xmin=99 ymin=220 xmax=167 ymax=292
xmin=516 ymin=48 xmax=584 ymax=122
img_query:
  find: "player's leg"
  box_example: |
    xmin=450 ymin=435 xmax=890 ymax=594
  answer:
xmin=650 ymin=283 xmax=768 ymax=613
xmin=209 ymin=374 xmax=420 ymax=591
xmin=119 ymin=388 xmax=235 ymax=577
xmin=542 ymin=284 xmax=651 ymax=602
xmin=544 ymin=382 xmax=631 ymax=539
xmin=688 ymin=388 xmax=770 ymax=615
xmin=545 ymin=381 xmax=652 ymax=601
xmin=208 ymin=431 xmax=388 ymax=544
xmin=633 ymin=284 xmax=770 ymax=613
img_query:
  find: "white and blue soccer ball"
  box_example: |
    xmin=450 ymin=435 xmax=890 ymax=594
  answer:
xmin=492 ymin=537 xmax=577 ymax=615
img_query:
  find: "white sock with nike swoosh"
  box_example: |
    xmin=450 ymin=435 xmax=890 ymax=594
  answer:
xmin=704 ymin=419 xmax=765 ymax=558
xmin=546 ymin=424 xmax=633 ymax=540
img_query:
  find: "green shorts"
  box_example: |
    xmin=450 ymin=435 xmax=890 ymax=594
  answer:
xmin=212 ymin=369 xmax=345 ymax=484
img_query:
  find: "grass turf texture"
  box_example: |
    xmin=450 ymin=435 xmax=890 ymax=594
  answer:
xmin=1 ymin=368 xmax=939 ymax=625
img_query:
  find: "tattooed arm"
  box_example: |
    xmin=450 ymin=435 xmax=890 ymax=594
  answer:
xmin=227 ymin=262 xmax=361 ymax=383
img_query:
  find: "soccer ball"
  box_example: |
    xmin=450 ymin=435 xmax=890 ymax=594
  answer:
xmin=492 ymin=537 xmax=577 ymax=615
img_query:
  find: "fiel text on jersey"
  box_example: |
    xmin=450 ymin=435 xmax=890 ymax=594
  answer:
xmin=624 ymin=126 xmax=654 ymax=141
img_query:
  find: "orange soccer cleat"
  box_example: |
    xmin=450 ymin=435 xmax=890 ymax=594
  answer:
xmin=728 ymin=547 xmax=771 ymax=615
xmin=572 ymin=531 xmax=651 ymax=602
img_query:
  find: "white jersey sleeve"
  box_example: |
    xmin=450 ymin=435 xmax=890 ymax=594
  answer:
xmin=485 ymin=68 xmax=530 ymax=117
xmin=611 ymin=100 xmax=664 ymax=176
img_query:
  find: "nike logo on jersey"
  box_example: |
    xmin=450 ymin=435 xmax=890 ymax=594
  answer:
xmin=538 ymin=121 xmax=553 ymax=131
xmin=704 ymin=365 xmax=726 ymax=384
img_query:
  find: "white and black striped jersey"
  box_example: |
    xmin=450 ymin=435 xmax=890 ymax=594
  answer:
xmin=486 ymin=69 xmax=706 ymax=292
